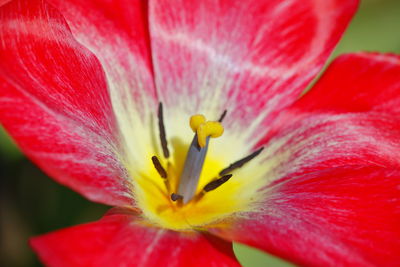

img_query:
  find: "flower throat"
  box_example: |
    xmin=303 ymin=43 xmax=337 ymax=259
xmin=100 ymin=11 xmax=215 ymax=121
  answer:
xmin=152 ymin=103 xmax=263 ymax=206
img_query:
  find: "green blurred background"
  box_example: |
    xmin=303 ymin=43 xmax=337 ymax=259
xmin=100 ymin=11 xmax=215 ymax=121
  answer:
xmin=1 ymin=0 xmax=399 ymax=266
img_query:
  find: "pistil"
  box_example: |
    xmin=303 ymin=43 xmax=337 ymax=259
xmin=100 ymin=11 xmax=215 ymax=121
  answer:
xmin=177 ymin=115 xmax=224 ymax=203
xmin=177 ymin=134 xmax=210 ymax=203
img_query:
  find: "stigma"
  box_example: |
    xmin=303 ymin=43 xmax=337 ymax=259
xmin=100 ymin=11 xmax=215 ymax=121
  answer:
xmin=189 ymin=114 xmax=224 ymax=148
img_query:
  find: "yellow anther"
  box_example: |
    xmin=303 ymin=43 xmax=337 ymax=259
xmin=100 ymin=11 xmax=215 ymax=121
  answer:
xmin=190 ymin=114 xmax=206 ymax=132
xmin=196 ymin=121 xmax=224 ymax=148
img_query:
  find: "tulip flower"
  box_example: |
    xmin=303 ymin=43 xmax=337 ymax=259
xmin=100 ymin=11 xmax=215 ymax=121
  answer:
xmin=1 ymin=0 xmax=399 ymax=266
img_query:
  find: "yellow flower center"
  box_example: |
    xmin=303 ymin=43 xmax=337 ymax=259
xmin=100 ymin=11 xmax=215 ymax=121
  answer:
xmin=129 ymin=104 xmax=263 ymax=231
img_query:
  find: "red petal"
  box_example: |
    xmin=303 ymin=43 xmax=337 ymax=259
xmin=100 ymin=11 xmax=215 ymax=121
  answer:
xmin=223 ymin=114 xmax=400 ymax=264
xmin=210 ymin=166 xmax=400 ymax=266
xmin=0 ymin=0 xmax=130 ymax=205
xmin=259 ymin=112 xmax=400 ymax=182
xmin=208 ymin=53 xmax=400 ymax=265
xmin=295 ymin=53 xmax=400 ymax=114
xmin=47 ymin=0 xmax=157 ymax=109
xmin=256 ymin=53 xmax=400 ymax=176
xmin=45 ymin=0 xmax=160 ymax=176
xmin=149 ymin=0 xmax=358 ymax=130
xmin=31 ymin=210 xmax=240 ymax=267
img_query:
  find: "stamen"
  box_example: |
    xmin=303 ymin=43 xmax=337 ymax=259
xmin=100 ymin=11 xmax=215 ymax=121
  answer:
xmin=158 ymin=102 xmax=170 ymax=158
xmin=171 ymin=193 xmax=183 ymax=201
xmin=218 ymin=110 xmax=227 ymax=122
xmin=219 ymin=147 xmax=264 ymax=176
xmin=203 ymin=174 xmax=233 ymax=192
xmin=151 ymin=156 xmax=167 ymax=179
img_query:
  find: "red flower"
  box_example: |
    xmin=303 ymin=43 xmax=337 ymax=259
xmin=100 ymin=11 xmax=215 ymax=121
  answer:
xmin=1 ymin=0 xmax=399 ymax=266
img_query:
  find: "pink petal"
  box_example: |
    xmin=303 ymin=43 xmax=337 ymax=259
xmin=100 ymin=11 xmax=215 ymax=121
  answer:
xmin=208 ymin=53 xmax=400 ymax=265
xmin=31 ymin=210 xmax=240 ymax=267
xmin=149 ymin=0 xmax=358 ymax=134
xmin=210 ymin=166 xmax=400 ymax=266
xmin=0 ymin=0 xmax=131 ymax=206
